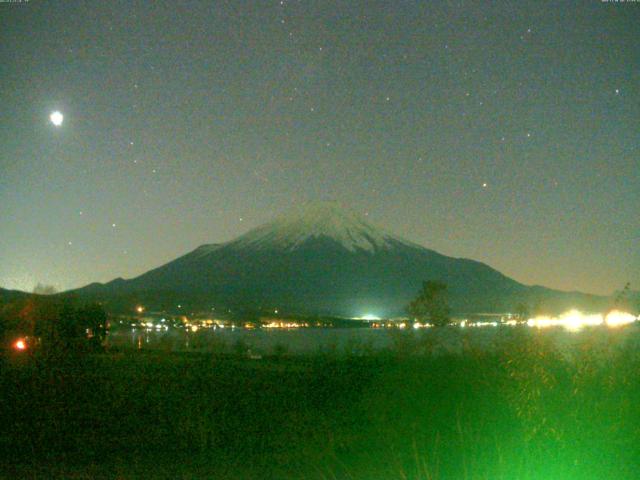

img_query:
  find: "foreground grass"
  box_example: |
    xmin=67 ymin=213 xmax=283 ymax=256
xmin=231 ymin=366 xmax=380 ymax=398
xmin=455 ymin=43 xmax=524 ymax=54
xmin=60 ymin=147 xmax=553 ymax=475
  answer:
xmin=1 ymin=327 xmax=640 ymax=479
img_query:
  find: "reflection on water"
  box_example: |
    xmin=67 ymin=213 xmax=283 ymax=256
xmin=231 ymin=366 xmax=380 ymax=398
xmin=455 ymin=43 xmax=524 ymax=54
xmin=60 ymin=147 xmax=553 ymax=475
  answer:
xmin=107 ymin=324 xmax=640 ymax=356
xmin=113 ymin=327 xmax=393 ymax=355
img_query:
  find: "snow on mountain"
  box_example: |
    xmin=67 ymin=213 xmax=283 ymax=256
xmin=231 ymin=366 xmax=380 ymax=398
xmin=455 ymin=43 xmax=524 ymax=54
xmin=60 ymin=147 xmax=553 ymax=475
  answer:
xmin=229 ymin=202 xmax=412 ymax=253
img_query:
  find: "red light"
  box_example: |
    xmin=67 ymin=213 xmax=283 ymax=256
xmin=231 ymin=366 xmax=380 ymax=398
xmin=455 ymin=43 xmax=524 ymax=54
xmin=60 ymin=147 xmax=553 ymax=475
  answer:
xmin=14 ymin=339 xmax=27 ymax=351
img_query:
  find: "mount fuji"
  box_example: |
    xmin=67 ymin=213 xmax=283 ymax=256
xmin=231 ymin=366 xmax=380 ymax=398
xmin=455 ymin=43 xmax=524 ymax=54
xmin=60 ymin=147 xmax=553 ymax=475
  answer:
xmin=71 ymin=202 xmax=605 ymax=316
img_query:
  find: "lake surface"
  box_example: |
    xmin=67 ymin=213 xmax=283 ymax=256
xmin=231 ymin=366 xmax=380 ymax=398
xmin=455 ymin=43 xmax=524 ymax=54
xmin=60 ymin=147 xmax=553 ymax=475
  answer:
xmin=107 ymin=324 xmax=640 ymax=356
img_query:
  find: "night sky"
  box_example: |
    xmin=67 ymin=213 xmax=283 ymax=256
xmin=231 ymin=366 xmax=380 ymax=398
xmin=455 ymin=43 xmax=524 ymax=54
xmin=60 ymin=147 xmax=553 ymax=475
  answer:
xmin=1 ymin=1 xmax=638 ymax=295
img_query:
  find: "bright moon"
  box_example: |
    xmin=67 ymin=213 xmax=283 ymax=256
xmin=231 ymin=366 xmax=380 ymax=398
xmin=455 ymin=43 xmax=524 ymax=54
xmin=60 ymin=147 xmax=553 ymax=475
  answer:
xmin=50 ymin=111 xmax=64 ymax=126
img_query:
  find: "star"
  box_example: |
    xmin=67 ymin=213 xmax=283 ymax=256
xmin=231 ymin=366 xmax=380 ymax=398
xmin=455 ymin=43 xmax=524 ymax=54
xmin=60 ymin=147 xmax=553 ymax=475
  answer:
xmin=482 ymin=182 xmax=488 ymax=188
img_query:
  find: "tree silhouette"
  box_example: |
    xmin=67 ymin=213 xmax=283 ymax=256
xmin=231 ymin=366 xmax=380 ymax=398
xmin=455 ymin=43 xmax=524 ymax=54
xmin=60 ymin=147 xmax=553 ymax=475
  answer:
xmin=32 ymin=300 xmax=108 ymax=351
xmin=515 ymin=302 xmax=530 ymax=321
xmin=613 ymin=282 xmax=631 ymax=308
xmin=33 ymin=283 xmax=58 ymax=295
xmin=76 ymin=303 xmax=108 ymax=349
xmin=408 ymin=280 xmax=451 ymax=327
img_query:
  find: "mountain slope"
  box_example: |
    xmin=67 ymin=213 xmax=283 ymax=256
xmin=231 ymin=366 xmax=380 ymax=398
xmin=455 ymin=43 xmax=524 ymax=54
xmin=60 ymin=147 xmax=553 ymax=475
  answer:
xmin=0 ymin=287 xmax=34 ymax=303
xmin=71 ymin=202 xmax=607 ymax=316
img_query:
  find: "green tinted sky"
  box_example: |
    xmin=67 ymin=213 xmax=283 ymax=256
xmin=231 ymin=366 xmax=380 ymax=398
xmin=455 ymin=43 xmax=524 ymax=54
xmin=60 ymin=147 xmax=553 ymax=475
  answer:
xmin=1 ymin=0 xmax=638 ymax=295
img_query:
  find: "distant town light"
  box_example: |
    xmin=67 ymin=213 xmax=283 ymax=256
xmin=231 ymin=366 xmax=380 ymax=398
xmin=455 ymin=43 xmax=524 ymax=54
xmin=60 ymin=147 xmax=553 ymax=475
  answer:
xmin=14 ymin=339 xmax=27 ymax=351
xmin=136 ymin=306 xmax=144 ymax=313
xmin=605 ymin=310 xmax=637 ymax=327
xmin=527 ymin=309 xmax=637 ymax=331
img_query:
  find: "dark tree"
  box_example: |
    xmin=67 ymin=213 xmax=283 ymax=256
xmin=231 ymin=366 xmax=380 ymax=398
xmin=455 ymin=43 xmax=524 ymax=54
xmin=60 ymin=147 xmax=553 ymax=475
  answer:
xmin=33 ymin=300 xmax=108 ymax=352
xmin=408 ymin=280 xmax=451 ymax=327
xmin=58 ymin=303 xmax=83 ymax=340
xmin=0 ymin=309 xmax=5 ymax=344
xmin=76 ymin=303 xmax=108 ymax=349
xmin=515 ymin=302 xmax=530 ymax=321
xmin=613 ymin=282 xmax=631 ymax=309
xmin=32 ymin=283 xmax=58 ymax=295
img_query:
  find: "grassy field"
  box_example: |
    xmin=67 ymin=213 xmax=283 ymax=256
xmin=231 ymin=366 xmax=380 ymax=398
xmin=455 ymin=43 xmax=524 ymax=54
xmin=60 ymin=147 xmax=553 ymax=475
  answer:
xmin=1 ymin=326 xmax=639 ymax=479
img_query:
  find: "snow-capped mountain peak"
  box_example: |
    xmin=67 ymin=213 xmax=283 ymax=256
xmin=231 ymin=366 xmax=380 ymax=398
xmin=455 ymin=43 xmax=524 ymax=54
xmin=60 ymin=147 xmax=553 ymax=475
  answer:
xmin=230 ymin=202 xmax=406 ymax=253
